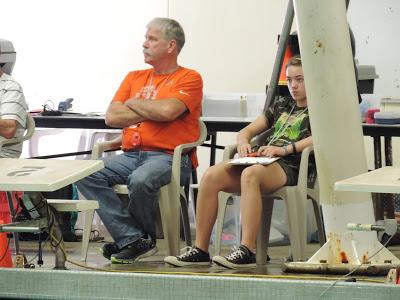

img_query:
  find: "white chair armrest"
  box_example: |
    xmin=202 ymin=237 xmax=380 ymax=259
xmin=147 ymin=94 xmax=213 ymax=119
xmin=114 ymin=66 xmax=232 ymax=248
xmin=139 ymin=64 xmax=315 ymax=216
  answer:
xmin=91 ymin=135 xmax=122 ymax=159
xmin=223 ymin=144 xmax=238 ymax=161
xmin=171 ymin=120 xmax=207 ymax=179
xmin=0 ymin=113 xmax=35 ymax=151
xmin=46 ymin=199 xmax=99 ymax=211
xmin=172 ymin=120 xmax=207 ymax=158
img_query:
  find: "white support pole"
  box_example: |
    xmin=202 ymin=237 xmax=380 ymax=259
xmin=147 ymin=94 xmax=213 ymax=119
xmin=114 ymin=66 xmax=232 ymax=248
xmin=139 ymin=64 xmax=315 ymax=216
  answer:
xmin=286 ymin=0 xmax=399 ymax=272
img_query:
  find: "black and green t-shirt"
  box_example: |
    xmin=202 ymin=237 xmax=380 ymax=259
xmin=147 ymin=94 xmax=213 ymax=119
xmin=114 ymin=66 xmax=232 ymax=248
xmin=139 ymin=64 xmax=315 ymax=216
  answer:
xmin=263 ymin=96 xmax=311 ymax=172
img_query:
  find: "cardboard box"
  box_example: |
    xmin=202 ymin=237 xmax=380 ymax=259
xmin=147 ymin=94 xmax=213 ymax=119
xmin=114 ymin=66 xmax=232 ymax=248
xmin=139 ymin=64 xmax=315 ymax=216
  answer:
xmin=380 ymin=97 xmax=400 ymax=112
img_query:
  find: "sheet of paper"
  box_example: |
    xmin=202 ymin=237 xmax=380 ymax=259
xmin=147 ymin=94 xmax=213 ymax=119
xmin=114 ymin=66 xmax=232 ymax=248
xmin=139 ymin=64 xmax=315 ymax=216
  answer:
xmin=228 ymin=156 xmax=280 ymax=165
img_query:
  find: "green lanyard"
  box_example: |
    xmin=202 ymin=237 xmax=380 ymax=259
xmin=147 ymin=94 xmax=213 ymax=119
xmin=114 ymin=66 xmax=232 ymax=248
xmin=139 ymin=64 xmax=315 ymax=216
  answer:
xmin=267 ymin=105 xmax=308 ymax=146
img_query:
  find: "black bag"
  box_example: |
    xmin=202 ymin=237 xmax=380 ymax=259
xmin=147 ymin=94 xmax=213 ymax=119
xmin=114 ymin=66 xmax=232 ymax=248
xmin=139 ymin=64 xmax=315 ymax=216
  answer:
xmin=42 ymin=185 xmax=79 ymax=242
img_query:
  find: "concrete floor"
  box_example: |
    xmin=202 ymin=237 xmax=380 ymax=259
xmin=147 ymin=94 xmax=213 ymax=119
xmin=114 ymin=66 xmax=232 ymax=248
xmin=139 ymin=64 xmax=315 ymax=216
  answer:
xmin=1 ymin=235 xmax=400 ymax=299
xmin=10 ymin=235 xmax=400 ymax=279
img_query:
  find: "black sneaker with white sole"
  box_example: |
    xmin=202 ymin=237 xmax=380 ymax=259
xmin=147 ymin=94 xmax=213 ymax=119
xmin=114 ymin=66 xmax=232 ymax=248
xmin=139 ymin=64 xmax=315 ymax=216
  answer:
xmin=111 ymin=237 xmax=157 ymax=264
xmin=100 ymin=242 xmax=120 ymax=260
xmin=164 ymin=246 xmax=211 ymax=267
xmin=212 ymin=245 xmax=256 ymax=269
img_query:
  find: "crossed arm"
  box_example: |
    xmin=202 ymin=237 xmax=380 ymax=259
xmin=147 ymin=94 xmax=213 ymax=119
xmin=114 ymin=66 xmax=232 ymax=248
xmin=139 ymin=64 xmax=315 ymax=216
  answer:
xmin=105 ymin=97 xmax=187 ymax=128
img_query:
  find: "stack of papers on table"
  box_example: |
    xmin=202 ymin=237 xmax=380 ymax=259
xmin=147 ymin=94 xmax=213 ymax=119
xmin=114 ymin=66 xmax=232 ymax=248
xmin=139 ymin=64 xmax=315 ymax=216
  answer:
xmin=229 ymin=156 xmax=280 ymax=165
xmin=63 ymin=111 xmax=105 ymax=116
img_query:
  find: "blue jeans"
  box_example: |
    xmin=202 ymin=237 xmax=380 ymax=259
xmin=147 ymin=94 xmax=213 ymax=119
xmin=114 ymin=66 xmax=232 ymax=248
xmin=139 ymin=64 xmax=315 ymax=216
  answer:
xmin=76 ymin=150 xmax=192 ymax=249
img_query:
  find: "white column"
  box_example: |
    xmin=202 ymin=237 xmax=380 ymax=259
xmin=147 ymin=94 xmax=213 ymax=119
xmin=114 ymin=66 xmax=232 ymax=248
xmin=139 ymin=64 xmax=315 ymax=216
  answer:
xmin=290 ymin=0 xmax=399 ymax=268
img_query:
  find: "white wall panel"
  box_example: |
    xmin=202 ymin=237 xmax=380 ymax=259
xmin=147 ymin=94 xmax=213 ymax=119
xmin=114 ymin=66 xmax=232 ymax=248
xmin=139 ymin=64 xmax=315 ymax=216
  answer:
xmin=0 ymin=0 xmax=167 ymax=112
xmin=170 ymin=0 xmax=289 ymax=93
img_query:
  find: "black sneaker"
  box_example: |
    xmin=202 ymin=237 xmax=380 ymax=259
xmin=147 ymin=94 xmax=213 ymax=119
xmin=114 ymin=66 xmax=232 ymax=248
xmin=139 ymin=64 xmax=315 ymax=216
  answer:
xmin=164 ymin=246 xmax=211 ymax=267
xmin=111 ymin=238 xmax=157 ymax=264
xmin=100 ymin=243 xmax=119 ymax=260
xmin=212 ymin=245 xmax=256 ymax=269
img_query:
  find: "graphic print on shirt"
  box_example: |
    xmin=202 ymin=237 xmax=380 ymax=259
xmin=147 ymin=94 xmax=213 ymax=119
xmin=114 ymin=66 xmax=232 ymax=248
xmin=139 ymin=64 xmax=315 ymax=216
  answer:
xmin=135 ymin=75 xmax=174 ymax=100
xmin=271 ymin=110 xmax=308 ymax=146
xmin=135 ymin=84 xmax=157 ymax=99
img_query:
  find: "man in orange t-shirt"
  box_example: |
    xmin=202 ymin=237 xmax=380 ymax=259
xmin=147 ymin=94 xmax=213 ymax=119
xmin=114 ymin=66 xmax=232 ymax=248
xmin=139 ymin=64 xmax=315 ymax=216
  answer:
xmin=76 ymin=18 xmax=203 ymax=264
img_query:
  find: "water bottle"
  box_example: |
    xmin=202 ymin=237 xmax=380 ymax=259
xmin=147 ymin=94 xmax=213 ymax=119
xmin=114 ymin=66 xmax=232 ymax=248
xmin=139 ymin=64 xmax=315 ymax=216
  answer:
xmin=240 ymin=94 xmax=247 ymax=118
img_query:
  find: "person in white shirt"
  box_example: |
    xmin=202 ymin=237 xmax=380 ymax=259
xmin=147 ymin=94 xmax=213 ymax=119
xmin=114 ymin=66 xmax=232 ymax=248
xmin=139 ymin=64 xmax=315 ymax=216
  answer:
xmin=0 ymin=47 xmax=29 ymax=158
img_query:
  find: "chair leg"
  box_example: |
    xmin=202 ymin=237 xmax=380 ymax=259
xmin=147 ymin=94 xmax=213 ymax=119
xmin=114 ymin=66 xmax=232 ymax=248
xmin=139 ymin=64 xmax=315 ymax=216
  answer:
xmin=285 ymin=190 xmax=307 ymax=261
xmin=81 ymin=209 xmax=94 ymax=262
xmin=256 ymin=197 xmax=274 ymax=265
xmin=159 ymin=186 xmax=180 ymax=256
xmin=309 ymin=196 xmax=326 ymax=245
xmin=214 ymin=192 xmax=231 ymax=256
xmin=180 ymin=194 xmax=192 ymax=247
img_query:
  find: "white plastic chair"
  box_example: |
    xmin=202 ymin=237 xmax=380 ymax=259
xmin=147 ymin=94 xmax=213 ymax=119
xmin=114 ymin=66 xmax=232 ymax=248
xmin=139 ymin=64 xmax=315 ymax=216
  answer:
xmin=2 ymin=115 xmax=100 ymax=262
xmin=91 ymin=120 xmax=208 ymax=256
xmin=29 ymin=128 xmax=122 ymax=237
xmin=214 ymin=138 xmax=324 ymax=264
xmin=78 ymin=129 xmax=122 ymax=159
xmin=28 ymin=128 xmax=67 ymax=158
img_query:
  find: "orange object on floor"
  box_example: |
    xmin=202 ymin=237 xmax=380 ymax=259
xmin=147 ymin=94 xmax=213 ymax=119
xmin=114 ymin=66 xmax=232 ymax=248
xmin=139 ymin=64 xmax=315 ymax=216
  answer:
xmin=0 ymin=220 xmax=13 ymax=268
xmin=0 ymin=191 xmax=21 ymax=224
xmin=0 ymin=192 xmax=11 ymax=224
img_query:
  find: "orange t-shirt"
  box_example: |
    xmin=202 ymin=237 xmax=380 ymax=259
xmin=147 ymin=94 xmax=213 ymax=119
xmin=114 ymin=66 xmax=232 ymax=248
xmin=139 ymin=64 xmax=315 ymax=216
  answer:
xmin=112 ymin=67 xmax=203 ymax=167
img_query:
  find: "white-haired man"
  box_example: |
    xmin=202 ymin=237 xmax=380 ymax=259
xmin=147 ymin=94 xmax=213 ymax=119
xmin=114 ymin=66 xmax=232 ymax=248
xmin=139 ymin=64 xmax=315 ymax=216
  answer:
xmin=77 ymin=18 xmax=203 ymax=264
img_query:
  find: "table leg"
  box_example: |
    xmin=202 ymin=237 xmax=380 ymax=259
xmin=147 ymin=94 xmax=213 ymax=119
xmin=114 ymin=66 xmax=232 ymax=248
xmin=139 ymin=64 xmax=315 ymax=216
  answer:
xmin=210 ymin=132 xmax=217 ymax=166
xmin=190 ymin=169 xmax=198 ymax=214
xmin=372 ymin=136 xmax=383 ymax=221
xmin=384 ymin=136 xmax=395 ymax=219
